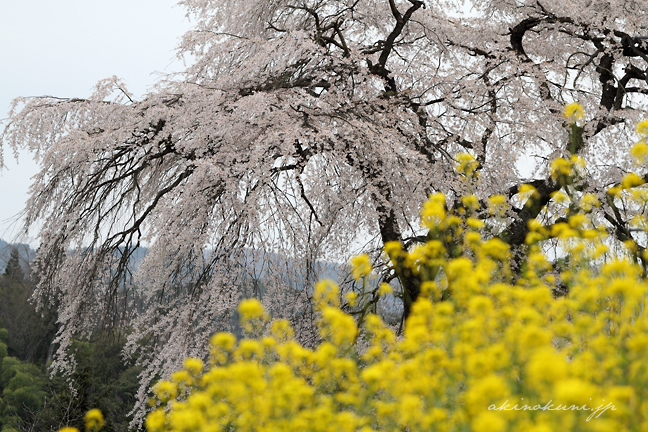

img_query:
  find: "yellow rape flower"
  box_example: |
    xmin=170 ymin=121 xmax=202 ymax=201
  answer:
xmin=551 ymin=190 xmax=570 ymax=204
xmin=462 ymin=194 xmax=480 ymax=211
xmin=636 ymin=119 xmax=648 ymax=137
xmin=271 ymin=319 xmax=294 ymax=341
xmin=234 ymin=339 xmax=264 ymax=361
xmin=350 ymin=254 xmax=372 ymax=280
xmin=421 ymin=193 xmax=446 ymax=229
xmin=171 ymin=370 xmax=192 ymax=385
xmin=210 ymin=332 xmax=236 ymax=350
xmin=146 ymin=409 xmax=166 ymax=432
xmin=563 ymin=102 xmax=584 ymax=123
xmin=554 ymin=378 xmax=599 ymax=406
xmin=153 ymin=380 xmax=178 ymax=403
xmin=183 ymin=358 xmax=204 ymax=376
xmin=378 ymin=283 xmax=393 ymax=296
xmin=314 ymin=279 xmax=340 ymax=308
xmin=344 ymin=290 xmax=358 ymax=306
xmin=488 ymin=194 xmax=507 ymax=217
xmin=237 ymin=298 xmax=267 ymax=322
xmin=632 ymin=141 xmax=648 ymax=164
xmin=383 ymin=240 xmax=402 ymax=258
xmin=320 ymin=306 xmax=357 ymax=346
xmin=465 ymin=374 xmax=510 ymax=416
xmin=622 ymin=172 xmax=645 ymax=189
xmin=467 ymin=217 xmax=485 ymax=229
xmin=551 ymin=157 xmax=572 ymax=179
xmin=630 ymin=214 xmax=648 ymax=230
xmin=568 ymin=213 xmax=590 ymax=230
xmin=571 ymin=154 xmax=586 ymax=170
xmin=472 ymin=411 xmax=507 ymax=432
xmin=579 ymin=193 xmax=599 ymax=211
xmin=519 ymin=183 xmax=539 ymax=198
xmin=481 ymin=238 xmax=509 ymax=262
xmin=456 ymin=152 xmax=480 ymax=177
xmin=84 ymin=409 xmax=104 ymax=431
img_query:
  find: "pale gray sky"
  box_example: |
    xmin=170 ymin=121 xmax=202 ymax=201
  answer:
xmin=0 ymin=0 xmax=191 ymax=244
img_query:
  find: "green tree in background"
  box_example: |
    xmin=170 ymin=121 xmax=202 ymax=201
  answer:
xmin=31 ymin=336 xmax=142 ymax=432
xmin=0 ymin=246 xmax=57 ymax=364
xmin=0 ymin=327 xmax=46 ymax=432
xmin=0 ymin=357 xmax=46 ymax=432
xmin=2 ymin=249 xmax=23 ymax=282
xmin=0 ymin=245 xmax=139 ymax=432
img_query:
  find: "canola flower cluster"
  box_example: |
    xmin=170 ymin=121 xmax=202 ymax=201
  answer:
xmin=59 ymin=409 xmax=104 ymax=432
xmin=141 ymin=150 xmax=648 ymax=431
xmin=633 ymin=119 xmax=648 ymax=166
xmin=60 ymin=110 xmax=648 ymax=432
xmin=563 ymin=102 xmax=585 ymax=124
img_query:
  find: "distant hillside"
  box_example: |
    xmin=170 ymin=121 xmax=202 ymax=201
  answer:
xmin=0 ymin=240 xmax=35 ymax=274
xmin=0 ymin=240 xmax=152 ymax=275
xmin=0 ymin=240 xmax=346 ymax=290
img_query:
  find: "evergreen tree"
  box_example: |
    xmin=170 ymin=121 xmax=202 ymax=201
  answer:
xmin=2 ymin=248 xmax=23 ymax=283
xmin=0 ymin=246 xmax=56 ymax=363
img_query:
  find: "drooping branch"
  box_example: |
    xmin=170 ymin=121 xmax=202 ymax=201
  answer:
xmin=368 ymin=0 xmax=425 ymax=93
